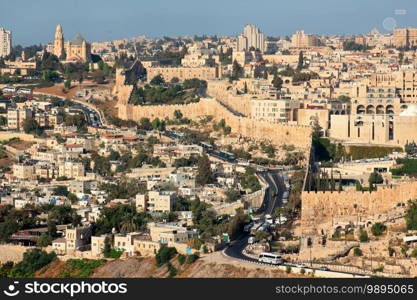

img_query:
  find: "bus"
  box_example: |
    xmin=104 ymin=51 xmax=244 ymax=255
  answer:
xmin=218 ymin=150 xmax=236 ymax=161
xmin=258 ymin=253 xmax=283 ymax=265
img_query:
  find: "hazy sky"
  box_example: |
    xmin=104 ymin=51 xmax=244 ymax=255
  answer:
xmin=1 ymin=0 xmax=417 ymax=45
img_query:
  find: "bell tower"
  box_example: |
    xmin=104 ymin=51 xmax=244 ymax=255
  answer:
xmin=53 ymin=24 xmax=65 ymax=59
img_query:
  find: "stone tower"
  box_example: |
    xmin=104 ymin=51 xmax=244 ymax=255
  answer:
xmin=81 ymin=40 xmax=87 ymax=62
xmin=53 ymin=24 xmax=65 ymax=59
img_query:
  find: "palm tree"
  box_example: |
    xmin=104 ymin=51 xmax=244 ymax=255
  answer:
xmin=120 ymin=217 xmax=137 ymax=234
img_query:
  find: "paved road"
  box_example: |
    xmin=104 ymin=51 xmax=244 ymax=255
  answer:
xmin=33 ymin=92 xmax=105 ymax=128
xmin=224 ymin=234 xmax=256 ymax=262
xmin=257 ymin=170 xmax=285 ymax=215
xmin=224 ymin=234 xmax=368 ymax=277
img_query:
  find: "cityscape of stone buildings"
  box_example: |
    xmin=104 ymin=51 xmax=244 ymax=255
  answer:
xmin=3 ymin=19 xmax=417 ymax=279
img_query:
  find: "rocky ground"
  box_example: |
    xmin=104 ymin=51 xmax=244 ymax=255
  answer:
xmin=35 ymin=252 xmax=306 ymax=278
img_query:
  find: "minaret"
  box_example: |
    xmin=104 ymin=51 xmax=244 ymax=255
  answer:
xmin=53 ymin=24 xmax=65 ymax=59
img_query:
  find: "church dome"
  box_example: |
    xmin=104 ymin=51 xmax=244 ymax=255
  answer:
xmin=72 ymin=33 xmax=86 ymax=45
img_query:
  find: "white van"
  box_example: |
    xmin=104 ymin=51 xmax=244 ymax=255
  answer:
xmin=258 ymin=253 xmax=283 ymax=265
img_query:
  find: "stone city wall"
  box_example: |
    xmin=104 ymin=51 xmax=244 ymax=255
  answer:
xmin=118 ymin=98 xmax=312 ymax=149
xmin=300 ymin=181 xmax=417 ymax=235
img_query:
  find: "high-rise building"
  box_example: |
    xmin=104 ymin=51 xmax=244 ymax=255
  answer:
xmin=0 ymin=27 xmax=12 ymax=58
xmin=291 ymin=30 xmax=320 ymax=48
xmin=237 ymin=24 xmax=266 ymax=52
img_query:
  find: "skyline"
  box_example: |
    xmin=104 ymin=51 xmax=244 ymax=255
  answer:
xmin=1 ymin=0 xmax=417 ymax=45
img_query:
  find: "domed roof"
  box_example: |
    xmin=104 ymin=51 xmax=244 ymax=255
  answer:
xmin=400 ymin=105 xmax=417 ymax=117
xmin=71 ymin=33 xmax=86 ymax=45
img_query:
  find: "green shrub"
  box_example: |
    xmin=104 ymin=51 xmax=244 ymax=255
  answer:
xmin=300 ymin=268 xmax=306 ymax=275
xmin=186 ymin=253 xmax=200 ymax=264
xmin=59 ymin=259 xmax=106 ymax=278
xmin=167 ymin=262 xmax=178 ymax=278
xmin=0 ymin=261 xmax=14 ymax=277
xmin=359 ymin=229 xmax=369 ymax=242
xmin=285 ymin=266 xmax=292 ymax=273
xmin=348 ymin=146 xmax=401 ymax=160
xmin=410 ymin=248 xmax=417 ymax=258
xmin=371 ymin=223 xmax=387 ymax=236
xmin=177 ymin=254 xmax=186 ymax=265
xmin=104 ymin=249 xmax=123 ymax=259
xmin=155 ymin=246 xmax=177 ymax=267
xmin=10 ymin=249 xmax=56 ymax=277
xmin=332 ymin=231 xmax=341 ymax=239
xmin=405 ymin=200 xmax=417 ymax=230
xmin=391 ymin=159 xmax=417 ymax=177
xmin=353 ymin=247 xmax=363 ymax=256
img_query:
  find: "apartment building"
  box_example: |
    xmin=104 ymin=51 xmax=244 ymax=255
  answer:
xmin=135 ymin=190 xmax=177 ymax=212
xmin=393 ymin=28 xmax=417 ymax=48
xmin=153 ymin=144 xmax=203 ymax=158
xmin=128 ymin=166 xmax=176 ymax=181
xmin=133 ymin=238 xmax=161 ymax=256
xmin=236 ymin=24 xmax=266 ymax=52
xmin=250 ymin=98 xmax=299 ymax=123
xmin=7 ymin=108 xmax=33 ymax=130
xmin=58 ymin=161 xmax=85 ymax=179
xmin=291 ymin=31 xmax=321 ymax=48
xmin=69 ymin=180 xmax=98 ymax=194
xmin=52 ymin=225 xmax=92 ymax=255
xmin=181 ymin=44 xmax=214 ymax=67
xmin=0 ymin=27 xmax=11 ymax=58
xmin=114 ymin=232 xmax=142 ymax=256
xmin=34 ymin=112 xmax=64 ymax=128
xmin=13 ymin=163 xmax=36 ymax=180
xmin=34 ymin=162 xmax=57 ymax=179
xmin=91 ymin=235 xmax=107 ymax=257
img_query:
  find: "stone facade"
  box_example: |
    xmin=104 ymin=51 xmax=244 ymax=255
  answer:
xmin=118 ymin=98 xmax=311 ymax=150
xmin=301 ymin=182 xmax=417 ymax=235
xmin=52 ymin=24 xmax=91 ymax=62
xmin=393 ymin=28 xmax=417 ymax=48
xmin=146 ymin=66 xmax=221 ymax=83
xmin=0 ymin=27 xmax=12 ymax=58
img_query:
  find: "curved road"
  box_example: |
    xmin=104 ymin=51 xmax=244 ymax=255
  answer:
xmin=257 ymin=170 xmax=285 ymax=215
xmin=34 ymin=92 xmax=106 ymax=128
xmin=224 ymin=171 xmax=369 ymax=277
